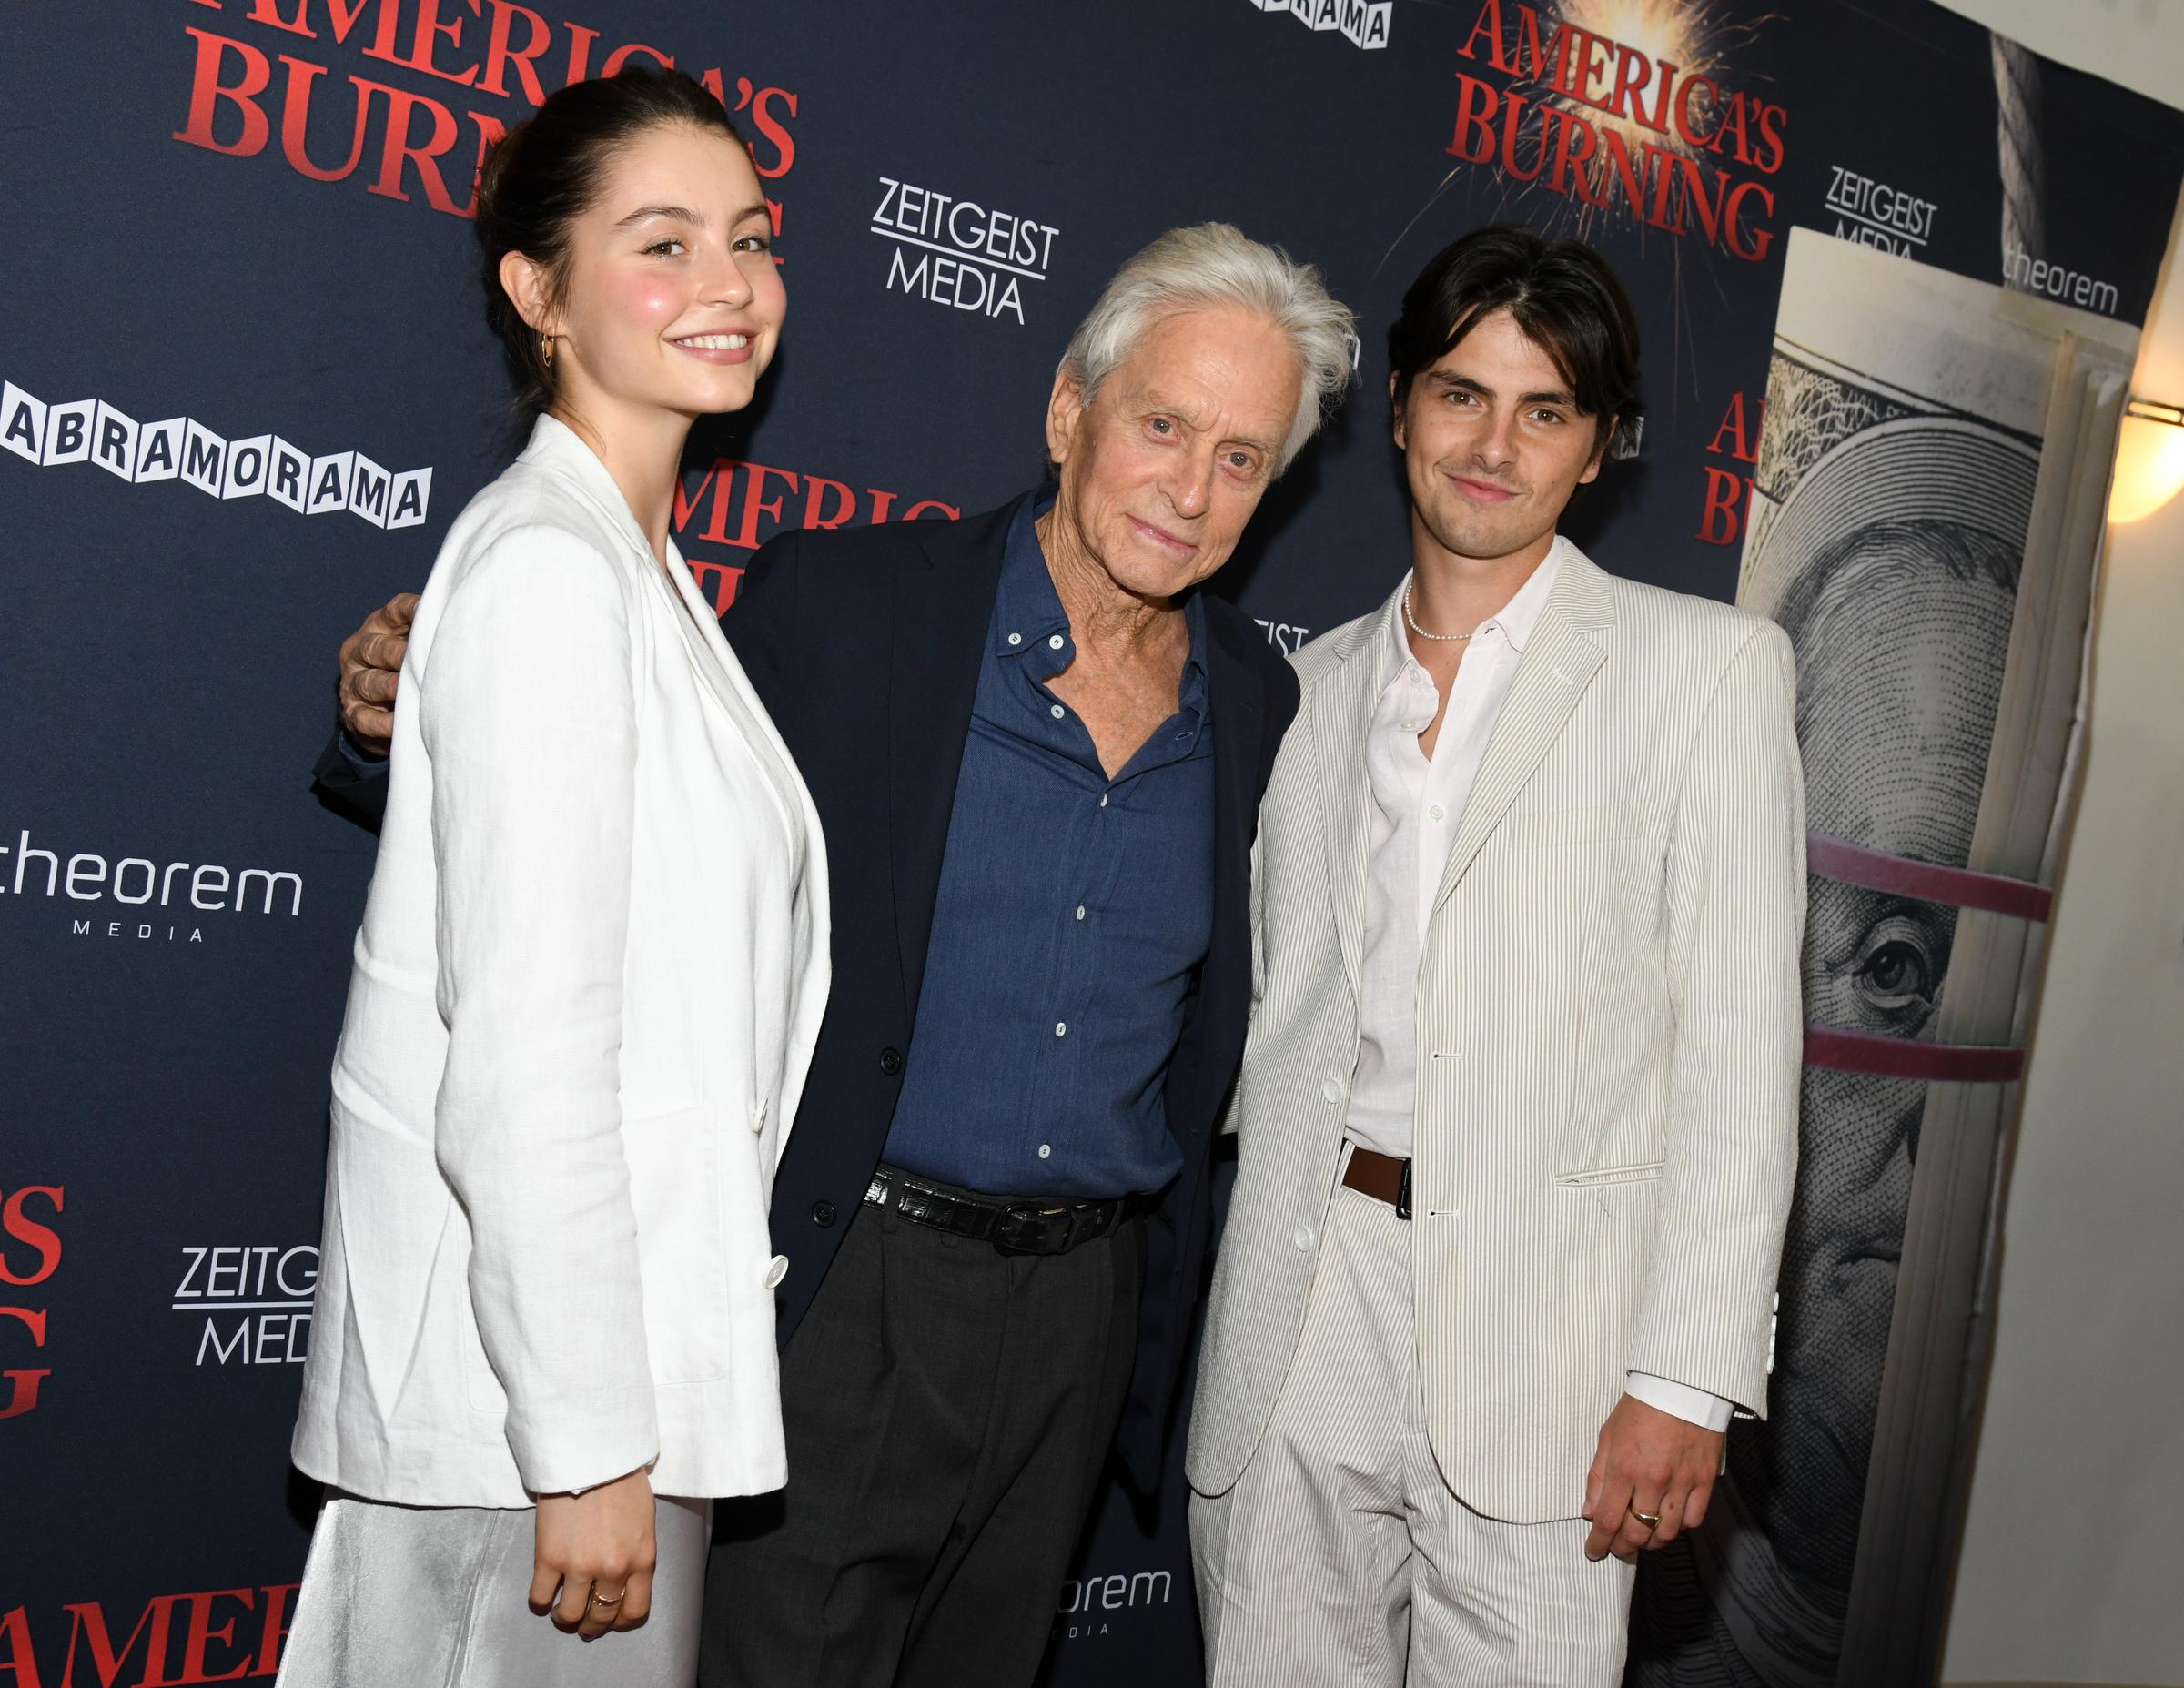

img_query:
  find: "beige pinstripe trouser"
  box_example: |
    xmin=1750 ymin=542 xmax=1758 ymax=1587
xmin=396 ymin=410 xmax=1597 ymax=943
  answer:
xmin=1190 ymin=1184 xmax=1634 ymax=1686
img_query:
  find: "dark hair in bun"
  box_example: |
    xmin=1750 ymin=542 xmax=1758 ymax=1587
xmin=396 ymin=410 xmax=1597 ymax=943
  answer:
xmin=475 ymin=67 xmax=746 ymax=412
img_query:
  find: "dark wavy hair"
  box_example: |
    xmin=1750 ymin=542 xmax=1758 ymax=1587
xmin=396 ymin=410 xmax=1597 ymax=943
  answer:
xmin=474 ymin=68 xmax=746 ymax=413
xmin=1388 ymin=225 xmax=1643 ymax=457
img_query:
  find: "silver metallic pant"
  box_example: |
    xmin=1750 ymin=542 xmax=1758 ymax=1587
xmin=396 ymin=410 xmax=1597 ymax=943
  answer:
xmin=278 ymin=1491 xmax=711 ymax=1687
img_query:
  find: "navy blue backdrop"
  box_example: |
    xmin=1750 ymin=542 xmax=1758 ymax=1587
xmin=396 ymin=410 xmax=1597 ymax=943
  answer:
xmin=4 ymin=3 xmax=2179 ymax=1683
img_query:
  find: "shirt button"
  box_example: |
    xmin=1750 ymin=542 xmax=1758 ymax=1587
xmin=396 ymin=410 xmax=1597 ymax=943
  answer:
xmin=1293 ymin=1224 xmax=1316 ymax=1252
xmin=1055 ymin=1022 xmax=1068 ymax=1037
xmin=1075 ymin=905 xmax=1087 ymax=921
xmin=1048 ymin=633 xmax=1065 ymax=650
xmin=1049 ymin=703 xmax=1065 ymax=720
xmin=878 ymin=1046 xmax=904 ymax=1076
xmin=1007 ymin=632 xmax=1023 ymax=646
xmin=763 ymin=1255 xmax=789 ymax=1289
xmin=1320 ymin=1078 xmax=1342 ymax=1104
xmin=1429 ymin=804 xmax=1445 ymax=821
xmin=1037 ymin=1143 xmax=1053 ymax=1159
xmin=1098 ymin=793 xmax=1108 ymax=808
xmin=811 ymin=1200 xmax=837 ymax=1228
xmin=748 ymin=1098 xmax=768 ymax=1135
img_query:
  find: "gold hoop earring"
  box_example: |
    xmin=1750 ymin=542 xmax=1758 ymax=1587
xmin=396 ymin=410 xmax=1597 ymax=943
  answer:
xmin=540 ymin=332 xmax=555 ymax=369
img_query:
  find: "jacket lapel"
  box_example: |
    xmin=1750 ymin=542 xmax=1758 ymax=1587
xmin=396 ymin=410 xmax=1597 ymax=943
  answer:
xmin=1429 ymin=549 xmax=1615 ymax=916
xmin=660 ymin=537 xmax=802 ymax=801
xmin=530 ymin=418 xmax=808 ymax=829
xmin=1181 ymin=599 xmax=1268 ymax=1123
xmin=886 ymin=500 xmax=1018 ymax=1022
xmin=1313 ymin=602 xmax=1389 ymax=1000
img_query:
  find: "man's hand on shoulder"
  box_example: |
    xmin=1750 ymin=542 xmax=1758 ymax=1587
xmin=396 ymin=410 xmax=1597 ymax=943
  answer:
xmin=339 ymin=591 xmax=418 ymax=756
xmin=1581 ymin=1391 xmax=1725 ymax=1562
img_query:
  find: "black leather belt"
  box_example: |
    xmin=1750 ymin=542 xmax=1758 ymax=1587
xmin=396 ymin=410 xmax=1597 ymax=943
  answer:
xmin=864 ymin=1164 xmax=1147 ymax=1256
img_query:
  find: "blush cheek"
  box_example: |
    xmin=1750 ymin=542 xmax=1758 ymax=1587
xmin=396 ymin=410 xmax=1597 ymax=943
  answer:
xmin=600 ymin=268 xmax=686 ymax=336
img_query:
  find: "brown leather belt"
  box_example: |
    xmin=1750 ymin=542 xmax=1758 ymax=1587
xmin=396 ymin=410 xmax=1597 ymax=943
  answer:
xmin=1342 ymin=1147 xmax=1412 ymax=1219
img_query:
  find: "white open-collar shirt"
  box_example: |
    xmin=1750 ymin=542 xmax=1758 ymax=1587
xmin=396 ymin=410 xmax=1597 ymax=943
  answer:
xmin=1345 ymin=537 xmax=1731 ymax=1431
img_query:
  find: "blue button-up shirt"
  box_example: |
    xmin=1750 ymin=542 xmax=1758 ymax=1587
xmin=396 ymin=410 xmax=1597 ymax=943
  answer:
xmin=881 ymin=492 xmax=1216 ymax=1198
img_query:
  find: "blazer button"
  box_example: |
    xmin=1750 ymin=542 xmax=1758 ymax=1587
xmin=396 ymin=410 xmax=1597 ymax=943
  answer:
xmin=878 ymin=1047 xmax=904 ymax=1076
xmin=812 ymin=1200 xmax=837 ymax=1228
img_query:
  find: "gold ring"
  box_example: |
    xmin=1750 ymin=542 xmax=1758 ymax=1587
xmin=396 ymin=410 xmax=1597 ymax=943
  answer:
xmin=588 ymin=1588 xmax=625 ymax=1608
xmin=1628 ymin=1505 xmax=1663 ymax=1530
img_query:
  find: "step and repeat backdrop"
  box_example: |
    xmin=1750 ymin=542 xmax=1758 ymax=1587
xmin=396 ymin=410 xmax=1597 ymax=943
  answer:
xmin=5 ymin=3 xmax=2180 ymax=1684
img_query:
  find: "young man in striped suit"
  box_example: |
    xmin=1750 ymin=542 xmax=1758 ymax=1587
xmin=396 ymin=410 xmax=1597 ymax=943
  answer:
xmin=1186 ymin=227 xmax=1805 ymax=1684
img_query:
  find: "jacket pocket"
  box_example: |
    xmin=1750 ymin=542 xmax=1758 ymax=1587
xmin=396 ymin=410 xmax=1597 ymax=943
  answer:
xmin=1554 ymin=1160 xmax=1665 ymax=1188
xmin=625 ymin=1105 xmax=732 ymax=1387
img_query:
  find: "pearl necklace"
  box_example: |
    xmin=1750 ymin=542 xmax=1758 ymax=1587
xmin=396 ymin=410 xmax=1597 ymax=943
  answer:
xmin=1402 ymin=584 xmax=1475 ymax=642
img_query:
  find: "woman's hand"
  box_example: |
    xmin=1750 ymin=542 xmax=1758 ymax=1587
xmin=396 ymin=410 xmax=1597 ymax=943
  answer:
xmin=529 ymin=1467 xmax=657 ymax=1638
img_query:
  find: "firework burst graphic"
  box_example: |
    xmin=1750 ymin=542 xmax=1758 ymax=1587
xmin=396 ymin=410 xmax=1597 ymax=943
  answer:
xmin=1380 ymin=1 xmax=1782 ymax=411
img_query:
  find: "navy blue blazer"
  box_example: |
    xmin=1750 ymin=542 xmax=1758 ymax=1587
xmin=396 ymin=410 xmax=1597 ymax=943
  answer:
xmin=314 ymin=495 xmax=1299 ymax=1490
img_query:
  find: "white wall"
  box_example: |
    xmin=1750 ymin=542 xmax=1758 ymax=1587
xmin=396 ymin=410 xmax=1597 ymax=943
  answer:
xmin=1932 ymin=3 xmax=2184 ymax=1684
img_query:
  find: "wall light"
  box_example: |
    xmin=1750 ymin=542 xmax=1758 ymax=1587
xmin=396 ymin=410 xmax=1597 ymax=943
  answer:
xmin=2109 ymin=396 xmax=2184 ymax=523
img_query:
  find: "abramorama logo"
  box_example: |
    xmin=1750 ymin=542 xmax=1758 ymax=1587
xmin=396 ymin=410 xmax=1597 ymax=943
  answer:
xmin=1 ymin=378 xmax=431 ymax=529
xmin=872 ymin=177 xmax=1061 ymax=326
xmin=3 ymin=827 xmax=305 ymax=945
xmin=1247 ymin=0 xmax=1391 ymax=51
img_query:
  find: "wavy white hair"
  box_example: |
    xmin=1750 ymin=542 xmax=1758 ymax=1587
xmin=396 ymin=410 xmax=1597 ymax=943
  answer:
xmin=1057 ymin=223 xmax=1356 ymax=472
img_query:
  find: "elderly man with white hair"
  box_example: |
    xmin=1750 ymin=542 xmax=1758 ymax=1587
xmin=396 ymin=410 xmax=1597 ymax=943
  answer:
xmin=318 ymin=223 xmax=1355 ymax=1687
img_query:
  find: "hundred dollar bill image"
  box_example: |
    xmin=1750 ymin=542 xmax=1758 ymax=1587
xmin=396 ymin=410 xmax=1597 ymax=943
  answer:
xmin=1628 ymin=229 xmax=2134 ymax=1688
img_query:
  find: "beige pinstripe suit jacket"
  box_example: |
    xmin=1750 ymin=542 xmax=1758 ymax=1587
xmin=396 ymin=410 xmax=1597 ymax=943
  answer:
xmin=1187 ymin=542 xmax=1805 ymax=1524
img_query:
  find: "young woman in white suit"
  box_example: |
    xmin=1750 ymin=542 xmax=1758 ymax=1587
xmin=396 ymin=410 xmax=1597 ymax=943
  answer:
xmin=278 ymin=69 xmax=828 ymax=1686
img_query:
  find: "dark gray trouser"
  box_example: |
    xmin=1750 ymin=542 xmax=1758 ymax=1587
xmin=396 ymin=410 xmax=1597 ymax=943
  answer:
xmin=698 ymin=1195 xmax=1145 ymax=1688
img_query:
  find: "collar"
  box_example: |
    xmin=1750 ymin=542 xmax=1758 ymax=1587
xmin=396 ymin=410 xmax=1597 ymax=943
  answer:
xmin=991 ymin=487 xmax=1069 ymax=658
xmin=521 ymin=412 xmax=658 ymax=561
xmin=992 ymin=488 xmax=1212 ymax=708
xmin=1380 ymin=534 xmax=1567 ymax=684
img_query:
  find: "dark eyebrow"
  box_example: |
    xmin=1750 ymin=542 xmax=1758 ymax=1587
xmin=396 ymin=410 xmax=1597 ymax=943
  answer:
xmin=614 ymin=201 xmax=771 ymax=233
xmin=616 ymin=203 xmax=702 ymax=228
xmin=1426 ymin=371 xmax=1576 ymax=408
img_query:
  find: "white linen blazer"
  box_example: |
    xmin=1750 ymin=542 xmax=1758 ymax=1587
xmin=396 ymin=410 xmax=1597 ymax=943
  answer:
xmin=1188 ymin=544 xmax=1804 ymax=1524
xmin=292 ymin=416 xmax=829 ymax=1508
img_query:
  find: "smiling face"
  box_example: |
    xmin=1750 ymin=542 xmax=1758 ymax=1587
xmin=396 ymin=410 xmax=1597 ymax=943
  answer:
xmin=1043 ymin=304 xmax=1303 ymax=604
xmin=1393 ymin=307 xmax=1609 ymax=572
xmin=501 ymin=120 xmax=783 ymax=435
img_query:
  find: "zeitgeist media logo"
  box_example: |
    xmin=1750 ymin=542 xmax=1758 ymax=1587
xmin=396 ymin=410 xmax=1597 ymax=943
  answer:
xmin=872 ymin=177 xmax=1061 ymax=326
xmin=0 ymin=378 xmax=430 ymax=530
xmin=174 ymin=1243 xmax=318 ymax=1368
